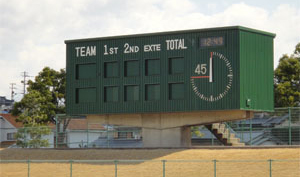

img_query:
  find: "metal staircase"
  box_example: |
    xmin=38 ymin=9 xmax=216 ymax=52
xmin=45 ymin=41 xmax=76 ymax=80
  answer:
xmin=205 ymin=123 xmax=245 ymax=146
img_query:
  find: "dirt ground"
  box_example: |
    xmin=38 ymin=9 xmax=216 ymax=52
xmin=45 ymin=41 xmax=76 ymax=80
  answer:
xmin=0 ymin=148 xmax=299 ymax=177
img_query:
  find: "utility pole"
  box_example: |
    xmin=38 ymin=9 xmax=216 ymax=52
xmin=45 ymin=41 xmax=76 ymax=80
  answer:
xmin=9 ymin=83 xmax=16 ymax=101
xmin=21 ymin=71 xmax=30 ymax=96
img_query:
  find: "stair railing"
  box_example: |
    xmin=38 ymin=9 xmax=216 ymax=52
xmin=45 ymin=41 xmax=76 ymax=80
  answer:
xmin=224 ymin=122 xmax=238 ymax=144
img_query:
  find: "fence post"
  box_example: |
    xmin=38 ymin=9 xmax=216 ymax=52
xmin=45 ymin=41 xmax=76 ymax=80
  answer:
xmin=55 ymin=115 xmax=58 ymax=148
xmin=250 ymin=118 xmax=252 ymax=146
xmin=27 ymin=159 xmax=30 ymax=177
xmin=87 ymin=124 xmax=89 ymax=148
xmin=268 ymin=159 xmax=272 ymax=177
xmin=241 ymin=120 xmax=244 ymax=142
xmin=162 ymin=160 xmax=166 ymax=177
xmin=24 ymin=128 xmax=27 ymax=148
xmin=114 ymin=160 xmax=118 ymax=177
xmin=107 ymin=126 xmax=109 ymax=148
xmin=70 ymin=160 xmax=73 ymax=177
xmin=288 ymin=107 xmax=292 ymax=145
xmin=213 ymin=160 xmax=217 ymax=177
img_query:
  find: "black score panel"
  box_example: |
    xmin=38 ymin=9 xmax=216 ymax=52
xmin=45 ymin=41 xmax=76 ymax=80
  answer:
xmin=146 ymin=59 xmax=160 ymax=76
xmin=76 ymin=88 xmax=96 ymax=103
xmin=104 ymin=62 xmax=119 ymax=78
xmin=104 ymin=86 xmax=119 ymax=102
xmin=76 ymin=63 xmax=96 ymax=80
xmin=125 ymin=85 xmax=139 ymax=101
xmin=200 ymin=37 xmax=224 ymax=47
xmin=145 ymin=84 xmax=160 ymax=101
xmin=169 ymin=57 xmax=184 ymax=74
xmin=169 ymin=83 xmax=184 ymax=100
xmin=65 ymin=26 xmax=275 ymax=115
xmin=125 ymin=60 xmax=139 ymax=77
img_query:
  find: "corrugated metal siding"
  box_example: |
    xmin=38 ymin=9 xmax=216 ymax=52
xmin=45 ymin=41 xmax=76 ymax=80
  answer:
xmin=66 ymin=27 xmax=274 ymax=115
xmin=239 ymin=31 xmax=274 ymax=111
xmin=189 ymin=30 xmax=239 ymax=111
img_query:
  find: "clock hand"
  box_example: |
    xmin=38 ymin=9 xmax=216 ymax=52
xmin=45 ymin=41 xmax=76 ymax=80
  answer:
xmin=209 ymin=52 xmax=213 ymax=82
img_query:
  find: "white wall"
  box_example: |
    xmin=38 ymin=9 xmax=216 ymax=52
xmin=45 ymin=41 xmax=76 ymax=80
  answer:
xmin=0 ymin=117 xmax=54 ymax=147
xmin=67 ymin=130 xmax=105 ymax=148
xmin=0 ymin=117 xmax=18 ymax=142
xmin=21 ymin=131 xmax=54 ymax=148
xmin=42 ymin=132 xmax=54 ymax=148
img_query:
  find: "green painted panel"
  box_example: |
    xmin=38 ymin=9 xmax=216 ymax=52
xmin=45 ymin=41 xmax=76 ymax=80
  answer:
xmin=239 ymin=31 xmax=274 ymax=111
xmin=104 ymin=86 xmax=119 ymax=102
xmin=76 ymin=63 xmax=96 ymax=79
xmin=125 ymin=85 xmax=139 ymax=101
xmin=76 ymin=88 xmax=96 ymax=103
xmin=169 ymin=83 xmax=184 ymax=100
xmin=125 ymin=60 xmax=139 ymax=77
xmin=146 ymin=59 xmax=160 ymax=76
xmin=169 ymin=57 xmax=184 ymax=74
xmin=105 ymin=62 xmax=119 ymax=78
xmin=145 ymin=84 xmax=160 ymax=101
xmin=65 ymin=26 xmax=275 ymax=115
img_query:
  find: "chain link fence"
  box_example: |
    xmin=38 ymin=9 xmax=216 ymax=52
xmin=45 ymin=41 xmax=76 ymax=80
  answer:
xmin=54 ymin=114 xmax=142 ymax=148
xmin=1 ymin=159 xmax=299 ymax=177
xmin=193 ymin=107 xmax=300 ymax=146
xmin=0 ymin=107 xmax=299 ymax=148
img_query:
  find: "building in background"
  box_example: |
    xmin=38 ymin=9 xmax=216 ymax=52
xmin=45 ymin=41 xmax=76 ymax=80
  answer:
xmin=0 ymin=96 xmax=14 ymax=113
xmin=61 ymin=118 xmax=142 ymax=148
xmin=0 ymin=114 xmax=55 ymax=148
xmin=0 ymin=114 xmax=22 ymax=147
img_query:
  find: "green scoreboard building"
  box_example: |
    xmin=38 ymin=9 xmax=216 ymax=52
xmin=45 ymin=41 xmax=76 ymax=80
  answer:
xmin=65 ymin=26 xmax=275 ymax=115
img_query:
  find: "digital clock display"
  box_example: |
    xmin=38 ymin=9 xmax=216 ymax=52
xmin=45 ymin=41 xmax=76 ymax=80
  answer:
xmin=200 ymin=37 xmax=224 ymax=47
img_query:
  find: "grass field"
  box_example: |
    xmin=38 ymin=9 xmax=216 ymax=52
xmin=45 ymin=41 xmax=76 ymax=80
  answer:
xmin=0 ymin=148 xmax=299 ymax=177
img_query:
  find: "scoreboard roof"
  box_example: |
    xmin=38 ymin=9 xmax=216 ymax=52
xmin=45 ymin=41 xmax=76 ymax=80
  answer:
xmin=65 ymin=26 xmax=275 ymax=43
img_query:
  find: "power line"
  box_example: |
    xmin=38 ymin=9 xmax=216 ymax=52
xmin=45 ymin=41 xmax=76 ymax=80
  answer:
xmin=21 ymin=71 xmax=31 ymax=96
xmin=9 ymin=83 xmax=16 ymax=101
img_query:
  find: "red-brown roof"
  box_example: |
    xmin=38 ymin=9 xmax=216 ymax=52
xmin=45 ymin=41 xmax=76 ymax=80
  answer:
xmin=0 ymin=114 xmax=55 ymax=129
xmin=0 ymin=114 xmax=23 ymax=128
xmin=67 ymin=119 xmax=105 ymax=130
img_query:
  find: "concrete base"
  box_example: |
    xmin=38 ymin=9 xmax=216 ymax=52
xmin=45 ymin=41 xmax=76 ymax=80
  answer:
xmin=87 ymin=110 xmax=252 ymax=129
xmin=87 ymin=110 xmax=253 ymax=148
xmin=142 ymin=126 xmax=191 ymax=148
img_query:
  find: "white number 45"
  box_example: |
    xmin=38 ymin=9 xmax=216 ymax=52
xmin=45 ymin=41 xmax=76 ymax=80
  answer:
xmin=195 ymin=64 xmax=207 ymax=75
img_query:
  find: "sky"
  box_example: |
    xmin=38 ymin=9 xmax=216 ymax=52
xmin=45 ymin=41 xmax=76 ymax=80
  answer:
xmin=1 ymin=0 xmax=300 ymax=101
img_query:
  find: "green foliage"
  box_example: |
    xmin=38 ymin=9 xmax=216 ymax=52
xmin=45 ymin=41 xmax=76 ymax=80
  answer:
xmin=12 ymin=67 xmax=66 ymax=124
xmin=11 ymin=67 xmax=65 ymax=148
xmin=274 ymin=43 xmax=300 ymax=107
xmin=15 ymin=124 xmax=51 ymax=148
xmin=27 ymin=67 xmax=66 ymax=112
xmin=191 ymin=126 xmax=204 ymax=138
xmin=15 ymin=90 xmax=55 ymax=124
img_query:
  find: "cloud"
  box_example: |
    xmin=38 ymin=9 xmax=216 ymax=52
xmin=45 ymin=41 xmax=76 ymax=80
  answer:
xmin=0 ymin=0 xmax=299 ymax=100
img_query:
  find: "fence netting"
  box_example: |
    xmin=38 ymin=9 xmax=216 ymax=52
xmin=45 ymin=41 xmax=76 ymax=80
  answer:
xmin=0 ymin=107 xmax=299 ymax=148
xmin=1 ymin=159 xmax=299 ymax=177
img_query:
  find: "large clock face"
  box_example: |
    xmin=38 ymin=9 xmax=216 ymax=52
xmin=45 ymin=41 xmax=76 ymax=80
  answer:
xmin=190 ymin=52 xmax=233 ymax=102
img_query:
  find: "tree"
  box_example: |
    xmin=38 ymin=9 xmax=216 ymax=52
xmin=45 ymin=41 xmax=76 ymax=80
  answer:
xmin=274 ymin=42 xmax=300 ymax=107
xmin=12 ymin=67 xmax=66 ymax=148
xmin=15 ymin=124 xmax=51 ymax=148
xmin=14 ymin=90 xmax=54 ymax=124
xmin=27 ymin=67 xmax=66 ymax=114
xmin=191 ymin=126 xmax=204 ymax=138
xmin=13 ymin=91 xmax=53 ymax=148
xmin=13 ymin=67 xmax=66 ymax=123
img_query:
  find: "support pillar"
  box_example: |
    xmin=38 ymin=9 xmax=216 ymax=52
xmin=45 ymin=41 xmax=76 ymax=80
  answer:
xmin=87 ymin=110 xmax=253 ymax=148
xmin=142 ymin=126 xmax=191 ymax=148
